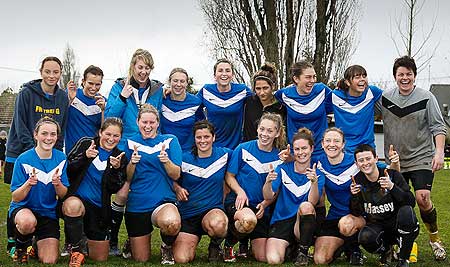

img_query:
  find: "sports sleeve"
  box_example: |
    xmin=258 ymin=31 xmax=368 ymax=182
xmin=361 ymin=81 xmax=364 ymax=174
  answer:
xmin=105 ymin=81 xmax=127 ymax=119
xmin=271 ymin=165 xmax=283 ymax=193
xmin=427 ymin=93 xmax=447 ymax=137
xmin=389 ymin=169 xmax=415 ymax=207
xmin=227 ymin=145 xmax=242 ymax=175
xmin=60 ymin=159 xmax=70 ymax=187
xmin=274 ymin=89 xmax=284 ymax=104
xmin=13 ymin=91 xmax=34 ymax=151
xmin=10 ymin=157 xmax=27 ymax=192
xmin=168 ymin=137 xmax=183 ymax=166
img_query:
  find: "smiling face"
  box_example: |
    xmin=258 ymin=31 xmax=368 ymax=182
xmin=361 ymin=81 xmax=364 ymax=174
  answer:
xmin=322 ymin=130 xmax=345 ymax=159
xmin=99 ymin=125 xmax=121 ymax=151
xmin=395 ymin=66 xmax=416 ymax=95
xmin=293 ymin=138 xmax=313 ymax=165
xmin=214 ymin=62 xmax=234 ymax=88
xmin=82 ymin=73 xmax=103 ymax=97
xmin=170 ymin=71 xmax=188 ymax=97
xmin=195 ymin=128 xmax=215 ymax=155
xmin=348 ymin=73 xmax=368 ymax=96
xmin=294 ymin=67 xmax=316 ymax=95
xmin=132 ymin=59 xmax=152 ymax=87
xmin=355 ymin=151 xmax=378 ymax=176
xmin=138 ymin=112 xmax=159 ymax=139
xmin=257 ymin=118 xmax=279 ymax=149
xmin=34 ymin=122 xmax=58 ymax=152
xmin=40 ymin=60 xmax=62 ymax=88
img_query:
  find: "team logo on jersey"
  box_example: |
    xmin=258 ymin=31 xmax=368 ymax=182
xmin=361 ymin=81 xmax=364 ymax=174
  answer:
xmin=127 ymin=139 xmax=172 ymax=155
xmin=282 ymin=89 xmax=325 ymax=114
xmin=280 ymin=169 xmax=311 ymax=197
xmin=317 ymin=161 xmax=359 ymax=185
xmin=71 ymin=97 xmax=102 ymax=116
xmin=92 ymin=156 xmax=107 ymax=171
xmin=182 ymin=154 xmax=228 ymax=178
xmin=22 ymin=160 xmax=66 ymax=185
xmin=242 ymin=149 xmax=282 ymax=174
xmin=332 ymin=89 xmax=373 ymax=114
xmin=203 ymin=89 xmax=247 ymax=108
xmin=161 ymin=105 xmax=199 ymax=122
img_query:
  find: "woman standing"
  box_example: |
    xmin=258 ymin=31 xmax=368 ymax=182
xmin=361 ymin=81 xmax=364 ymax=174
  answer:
xmin=263 ymin=128 xmax=325 ymax=265
xmin=9 ymin=117 xmax=69 ymax=264
xmin=104 ymin=49 xmax=164 ymax=254
xmin=5 ymin=56 xmax=69 ymax=255
xmin=224 ymin=113 xmax=286 ymax=263
xmin=61 ymin=117 xmax=127 ymax=266
xmin=172 ymin=120 xmax=231 ymax=263
xmin=243 ymin=62 xmax=285 ymax=142
xmin=274 ymin=61 xmax=332 ymax=160
xmin=160 ymin=68 xmax=204 ymax=152
xmin=196 ymin=59 xmax=252 ymax=149
xmin=124 ymin=104 xmax=182 ymax=264
xmin=332 ymin=65 xmax=383 ymax=153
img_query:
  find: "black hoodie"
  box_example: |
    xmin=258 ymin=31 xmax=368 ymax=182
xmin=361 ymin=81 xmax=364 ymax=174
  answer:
xmin=6 ymin=79 xmax=69 ymax=158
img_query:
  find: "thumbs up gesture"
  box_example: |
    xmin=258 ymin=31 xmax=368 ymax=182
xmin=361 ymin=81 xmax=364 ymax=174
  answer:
xmin=306 ymin=163 xmax=318 ymax=183
xmin=278 ymin=144 xmax=291 ymax=162
xmin=158 ymin=144 xmax=169 ymax=164
xmin=27 ymin=167 xmax=38 ymax=187
xmin=110 ymin=152 xmax=125 ymax=169
xmin=350 ymin=175 xmax=361 ymax=195
xmin=266 ymin=163 xmax=277 ymax=183
xmin=131 ymin=145 xmax=141 ymax=164
xmin=379 ymin=169 xmax=394 ymax=190
xmin=388 ymin=144 xmax=399 ymax=164
xmin=120 ymin=77 xmax=134 ymax=98
xmin=52 ymin=168 xmax=62 ymax=186
xmin=86 ymin=140 xmax=99 ymax=158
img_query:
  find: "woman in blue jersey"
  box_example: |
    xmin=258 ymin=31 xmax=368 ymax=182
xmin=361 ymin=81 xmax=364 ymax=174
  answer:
xmin=263 ymin=127 xmax=325 ymax=265
xmin=172 ymin=120 xmax=231 ymax=263
xmin=223 ymin=113 xmax=286 ymax=263
xmin=124 ymin=104 xmax=182 ymax=264
xmin=274 ymin=60 xmax=332 ymax=160
xmin=9 ymin=117 xmax=69 ymax=264
xmin=196 ymin=58 xmax=253 ymax=149
xmin=104 ymin=49 xmax=164 ymax=255
xmin=314 ymin=127 xmax=366 ymax=265
xmin=160 ymin=68 xmax=205 ymax=152
xmin=332 ymin=65 xmax=383 ymax=153
xmin=61 ymin=117 xmax=127 ymax=265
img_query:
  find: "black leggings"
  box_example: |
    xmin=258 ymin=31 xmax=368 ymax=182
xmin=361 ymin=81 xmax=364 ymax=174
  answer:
xmin=358 ymin=205 xmax=419 ymax=260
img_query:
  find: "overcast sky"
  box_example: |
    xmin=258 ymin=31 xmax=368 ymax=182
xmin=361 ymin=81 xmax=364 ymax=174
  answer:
xmin=1 ymin=0 xmax=449 ymax=95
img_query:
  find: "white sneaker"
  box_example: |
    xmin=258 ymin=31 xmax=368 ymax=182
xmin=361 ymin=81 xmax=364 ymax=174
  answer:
xmin=429 ymin=240 xmax=447 ymax=261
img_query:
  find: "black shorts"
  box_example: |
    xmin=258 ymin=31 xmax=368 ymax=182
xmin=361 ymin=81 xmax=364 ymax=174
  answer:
xmin=124 ymin=211 xmax=154 ymax=237
xmin=268 ymin=216 xmax=297 ymax=244
xmin=402 ymin=170 xmax=434 ymax=191
xmin=82 ymin=199 xmax=110 ymax=241
xmin=317 ymin=219 xmax=344 ymax=239
xmin=3 ymin=161 xmax=14 ymax=184
xmin=10 ymin=207 xmax=60 ymax=240
xmin=180 ymin=208 xmax=224 ymax=237
xmin=225 ymin=203 xmax=270 ymax=240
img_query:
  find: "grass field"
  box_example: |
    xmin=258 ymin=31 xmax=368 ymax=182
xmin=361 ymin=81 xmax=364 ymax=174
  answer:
xmin=0 ymin=171 xmax=449 ymax=266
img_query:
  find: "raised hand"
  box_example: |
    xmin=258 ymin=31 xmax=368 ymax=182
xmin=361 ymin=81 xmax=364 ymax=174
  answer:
xmin=27 ymin=167 xmax=38 ymax=186
xmin=51 ymin=168 xmax=61 ymax=186
xmin=86 ymin=140 xmax=99 ymax=158
xmin=131 ymin=145 xmax=141 ymax=164
xmin=305 ymin=163 xmax=318 ymax=183
xmin=278 ymin=144 xmax=291 ymax=161
xmin=120 ymin=77 xmax=134 ymax=98
xmin=265 ymin=163 xmax=277 ymax=183
xmin=67 ymin=80 xmax=77 ymax=101
xmin=350 ymin=175 xmax=360 ymax=195
xmin=110 ymin=152 xmax=125 ymax=169
xmin=158 ymin=144 xmax=169 ymax=164
xmin=379 ymin=169 xmax=394 ymax=190
xmin=388 ymin=144 xmax=399 ymax=163
xmin=95 ymin=94 xmax=106 ymax=111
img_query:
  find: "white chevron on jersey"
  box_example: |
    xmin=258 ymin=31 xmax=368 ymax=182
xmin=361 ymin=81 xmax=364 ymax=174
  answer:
xmin=332 ymin=89 xmax=374 ymax=114
xmin=127 ymin=138 xmax=172 ymax=155
xmin=161 ymin=104 xmax=199 ymax=122
xmin=71 ymin=97 xmax=102 ymax=116
xmin=282 ymin=90 xmax=325 ymax=114
xmin=280 ymin=169 xmax=312 ymax=197
xmin=316 ymin=161 xmax=359 ymax=185
xmin=203 ymin=88 xmax=247 ymax=108
xmin=242 ymin=149 xmax=282 ymax=174
xmin=182 ymin=153 xmax=228 ymax=179
xmin=22 ymin=160 xmax=66 ymax=185
xmin=92 ymin=156 xmax=107 ymax=171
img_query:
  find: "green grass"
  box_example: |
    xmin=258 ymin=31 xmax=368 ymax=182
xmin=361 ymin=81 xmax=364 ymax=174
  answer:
xmin=1 ymin=171 xmax=450 ymax=266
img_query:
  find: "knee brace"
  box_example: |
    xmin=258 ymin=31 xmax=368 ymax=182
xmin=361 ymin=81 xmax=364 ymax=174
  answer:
xmin=397 ymin=206 xmax=419 ymax=236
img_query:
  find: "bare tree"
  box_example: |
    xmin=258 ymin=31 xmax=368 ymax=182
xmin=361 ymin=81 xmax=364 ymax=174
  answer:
xmin=199 ymin=0 xmax=360 ymax=87
xmin=390 ymin=0 xmax=439 ymax=71
xmin=60 ymin=44 xmax=80 ymax=90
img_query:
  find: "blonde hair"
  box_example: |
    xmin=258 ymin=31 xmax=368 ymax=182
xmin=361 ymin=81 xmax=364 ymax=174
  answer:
xmin=259 ymin=113 xmax=286 ymax=150
xmin=128 ymin=49 xmax=154 ymax=78
xmin=138 ymin=103 xmax=160 ymax=122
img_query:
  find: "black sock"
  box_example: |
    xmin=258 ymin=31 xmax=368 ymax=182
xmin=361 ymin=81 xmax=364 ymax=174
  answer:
xmin=110 ymin=202 xmax=125 ymax=246
xmin=420 ymin=206 xmax=438 ymax=233
xmin=161 ymin=233 xmax=177 ymax=247
xmin=315 ymin=206 xmax=326 ymax=228
xmin=64 ymin=215 xmax=84 ymax=252
xmin=209 ymin=237 xmax=223 ymax=248
xmin=398 ymin=206 xmax=420 ymax=260
xmin=14 ymin=229 xmax=32 ymax=250
xmin=298 ymin=214 xmax=316 ymax=247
